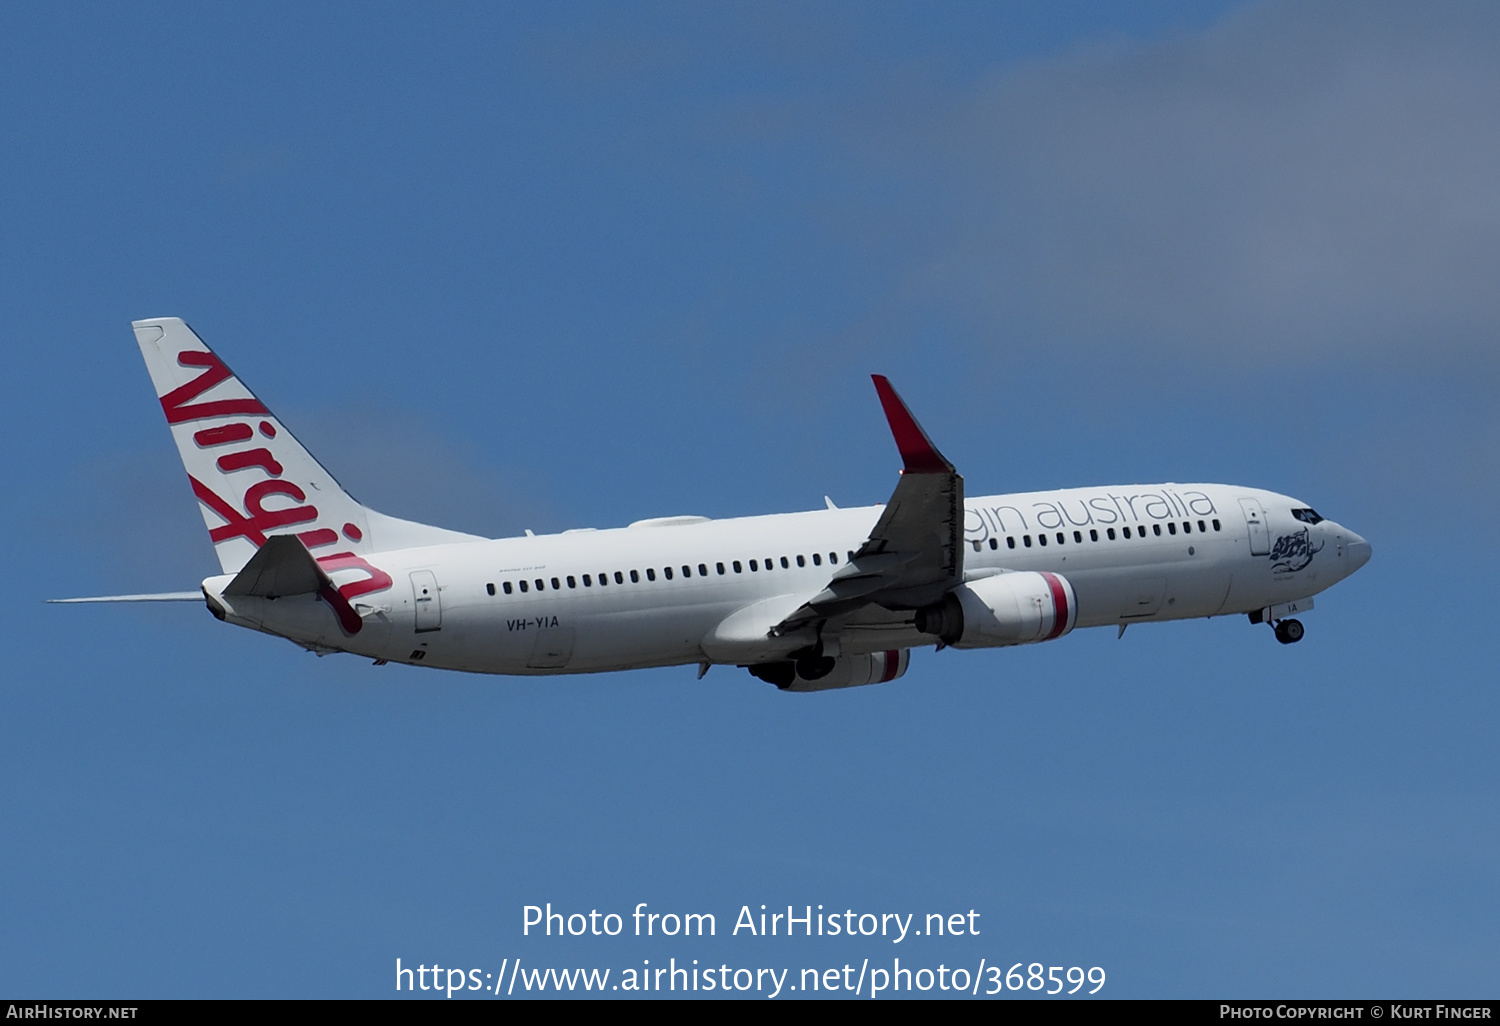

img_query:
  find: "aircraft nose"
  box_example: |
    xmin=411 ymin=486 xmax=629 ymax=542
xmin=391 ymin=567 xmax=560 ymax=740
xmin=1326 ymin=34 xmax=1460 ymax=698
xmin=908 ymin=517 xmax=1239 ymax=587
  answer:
xmin=1345 ymin=530 xmax=1372 ymax=572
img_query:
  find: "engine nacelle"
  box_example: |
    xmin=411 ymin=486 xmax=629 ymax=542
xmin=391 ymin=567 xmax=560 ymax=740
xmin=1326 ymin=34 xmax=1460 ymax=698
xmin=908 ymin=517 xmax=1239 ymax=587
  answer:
xmin=915 ymin=571 xmax=1077 ymax=648
xmin=748 ymin=649 xmax=910 ymax=692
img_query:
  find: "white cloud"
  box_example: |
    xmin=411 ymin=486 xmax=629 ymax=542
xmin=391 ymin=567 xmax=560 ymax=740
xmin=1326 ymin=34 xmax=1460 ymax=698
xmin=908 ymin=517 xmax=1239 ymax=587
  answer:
xmin=902 ymin=0 xmax=1500 ymax=360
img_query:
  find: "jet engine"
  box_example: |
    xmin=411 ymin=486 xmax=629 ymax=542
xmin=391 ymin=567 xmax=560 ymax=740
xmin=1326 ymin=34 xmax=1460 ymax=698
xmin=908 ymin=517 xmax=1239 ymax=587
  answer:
xmin=747 ymin=649 xmax=910 ymax=692
xmin=915 ymin=571 xmax=1076 ymax=648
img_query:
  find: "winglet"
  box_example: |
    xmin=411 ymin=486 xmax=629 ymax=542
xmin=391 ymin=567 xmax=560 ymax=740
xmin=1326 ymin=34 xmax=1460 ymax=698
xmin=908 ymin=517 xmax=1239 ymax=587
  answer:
xmin=871 ymin=375 xmax=954 ymax=474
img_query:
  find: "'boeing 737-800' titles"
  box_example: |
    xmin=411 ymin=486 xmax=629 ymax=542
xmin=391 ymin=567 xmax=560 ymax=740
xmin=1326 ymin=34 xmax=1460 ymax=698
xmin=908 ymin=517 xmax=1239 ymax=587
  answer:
xmin=51 ymin=318 xmax=1371 ymax=690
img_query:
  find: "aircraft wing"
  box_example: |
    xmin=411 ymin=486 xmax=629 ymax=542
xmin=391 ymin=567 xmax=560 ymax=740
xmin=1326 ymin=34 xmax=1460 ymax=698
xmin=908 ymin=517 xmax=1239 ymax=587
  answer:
xmin=773 ymin=376 xmax=963 ymax=635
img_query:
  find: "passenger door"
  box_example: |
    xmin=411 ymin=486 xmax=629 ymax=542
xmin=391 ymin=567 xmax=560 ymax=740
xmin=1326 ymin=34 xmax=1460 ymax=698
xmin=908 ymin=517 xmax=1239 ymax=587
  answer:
xmin=1238 ymin=498 xmax=1270 ymax=556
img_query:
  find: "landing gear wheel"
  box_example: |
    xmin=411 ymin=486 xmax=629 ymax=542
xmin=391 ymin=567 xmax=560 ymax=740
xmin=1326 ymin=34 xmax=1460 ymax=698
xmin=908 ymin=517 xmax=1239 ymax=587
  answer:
xmin=1274 ymin=619 xmax=1304 ymax=645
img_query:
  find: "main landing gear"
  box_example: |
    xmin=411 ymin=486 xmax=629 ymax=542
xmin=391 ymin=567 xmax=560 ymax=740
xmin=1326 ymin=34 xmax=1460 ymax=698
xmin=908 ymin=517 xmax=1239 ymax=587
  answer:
xmin=1273 ymin=619 xmax=1304 ymax=645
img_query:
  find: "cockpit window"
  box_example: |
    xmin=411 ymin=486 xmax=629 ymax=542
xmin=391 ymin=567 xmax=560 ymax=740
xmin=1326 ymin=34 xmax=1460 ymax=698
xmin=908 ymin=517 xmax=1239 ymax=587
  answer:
xmin=1291 ymin=508 xmax=1323 ymax=525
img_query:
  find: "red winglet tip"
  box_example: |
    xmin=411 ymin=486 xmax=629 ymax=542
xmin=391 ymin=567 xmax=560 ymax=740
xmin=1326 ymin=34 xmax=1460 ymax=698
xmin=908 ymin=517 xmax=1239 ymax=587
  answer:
xmin=871 ymin=375 xmax=951 ymax=474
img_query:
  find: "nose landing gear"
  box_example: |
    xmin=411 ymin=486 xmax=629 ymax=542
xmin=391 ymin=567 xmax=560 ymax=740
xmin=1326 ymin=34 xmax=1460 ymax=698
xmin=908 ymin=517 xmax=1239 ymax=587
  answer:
xmin=1273 ymin=619 xmax=1304 ymax=645
xmin=1249 ymin=607 xmax=1307 ymax=644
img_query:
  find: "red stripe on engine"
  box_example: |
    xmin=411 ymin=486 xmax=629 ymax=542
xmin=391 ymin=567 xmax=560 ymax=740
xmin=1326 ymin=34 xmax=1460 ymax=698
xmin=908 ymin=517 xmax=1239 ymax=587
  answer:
xmin=880 ymin=649 xmax=901 ymax=683
xmin=1040 ymin=572 xmax=1070 ymax=640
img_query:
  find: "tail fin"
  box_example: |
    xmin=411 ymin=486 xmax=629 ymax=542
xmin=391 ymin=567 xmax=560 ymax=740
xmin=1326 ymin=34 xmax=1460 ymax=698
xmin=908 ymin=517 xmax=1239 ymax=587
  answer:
xmin=133 ymin=318 xmax=484 ymax=574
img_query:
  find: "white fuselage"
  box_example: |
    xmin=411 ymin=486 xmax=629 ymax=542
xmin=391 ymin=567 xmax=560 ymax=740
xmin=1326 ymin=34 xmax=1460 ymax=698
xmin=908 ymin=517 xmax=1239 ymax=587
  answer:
xmin=203 ymin=482 xmax=1369 ymax=676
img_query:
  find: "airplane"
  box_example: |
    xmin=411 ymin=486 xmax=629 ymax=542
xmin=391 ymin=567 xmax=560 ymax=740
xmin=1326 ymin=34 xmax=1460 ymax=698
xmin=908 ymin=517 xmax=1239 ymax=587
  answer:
xmin=52 ymin=318 xmax=1372 ymax=691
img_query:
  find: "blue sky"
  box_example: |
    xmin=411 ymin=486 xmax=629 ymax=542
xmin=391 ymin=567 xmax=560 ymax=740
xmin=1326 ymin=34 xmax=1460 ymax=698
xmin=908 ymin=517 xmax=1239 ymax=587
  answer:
xmin=2 ymin=0 xmax=1497 ymax=998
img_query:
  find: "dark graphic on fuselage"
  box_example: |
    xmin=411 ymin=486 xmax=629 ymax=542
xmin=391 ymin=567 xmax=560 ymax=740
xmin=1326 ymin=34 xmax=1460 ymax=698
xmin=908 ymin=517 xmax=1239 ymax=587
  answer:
xmin=1269 ymin=528 xmax=1323 ymax=575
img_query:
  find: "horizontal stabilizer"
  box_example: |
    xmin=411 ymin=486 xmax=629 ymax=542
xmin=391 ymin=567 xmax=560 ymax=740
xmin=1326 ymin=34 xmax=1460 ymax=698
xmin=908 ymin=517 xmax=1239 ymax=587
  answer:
xmin=222 ymin=534 xmax=364 ymax=635
xmin=47 ymin=592 xmax=202 ymax=603
xmin=224 ymin=535 xmax=327 ymax=598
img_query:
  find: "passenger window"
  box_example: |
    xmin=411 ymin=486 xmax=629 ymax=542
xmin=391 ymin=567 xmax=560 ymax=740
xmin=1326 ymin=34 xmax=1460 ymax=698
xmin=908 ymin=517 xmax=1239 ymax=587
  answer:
xmin=716 ymin=562 xmax=726 ymax=575
xmin=749 ymin=560 xmax=758 ymax=571
xmin=646 ymin=568 xmax=656 ymax=581
xmin=550 ymin=578 xmax=560 ymax=590
xmin=1213 ymin=519 xmax=1221 ymax=531
xmin=1152 ymin=524 xmax=1161 ymax=537
xmin=664 ymin=567 xmax=673 ymax=580
xmin=1198 ymin=520 xmax=1206 ymax=532
xmin=630 ymin=570 xmax=640 ymax=583
xmin=1123 ymin=527 xmax=1131 ymax=538
xmin=796 ymin=555 xmax=806 ymax=567
xmin=1107 ymin=528 xmax=1115 ymax=540
xmin=1057 ymin=533 xmax=1065 ymax=544
xmin=614 ymin=571 xmax=624 ymax=584
xmin=989 ymin=538 xmax=998 ymax=550
xmin=1182 ymin=521 xmax=1191 ymax=533
xmin=567 ymin=576 xmax=576 ymax=588
xmin=519 ymin=580 xmax=529 ymax=593
xmin=780 ymin=556 xmax=789 ymax=568
xmin=831 ymin=552 xmax=841 ymax=564
xmin=765 ymin=557 xmax=774 ymax=570
xmin=699 ymin=564 xmax=708 ymax=576
xmin=681 ymin=565 xmax=691 ymax=578
xmin=1089 ymin=529 xmax=1098 ymax=541
xmin=503 ymin=581 xmax=514 ymax=594
xmin=1168 ymin=522 xmax=1177 ymax=535
xmin=1074 ymin=531 xmax=1083 ymax=543
xmin=733 ymin=561 xmax=742 ymax=573
xmin=598 ymin=573 xmax=608 ymax=587
xmin=582 ymin=575 xmax=591 ymax=587
xmin=972 ymin=540 xmax=982 ymax=552
xmin=1024 ymin=535 xmax=1032 ymax=547
xmin=1039 ymin=534 xmax=1048 ymax=546
xmin=486 ymin=583 xmax=495 ymax=596
xmin=812 ymin=554 xmax=822 ymax=566
xmin=1007 ymin=537 xmax=1016 ymax=549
